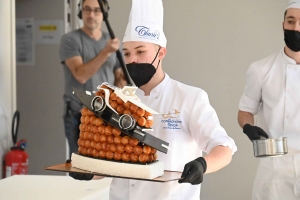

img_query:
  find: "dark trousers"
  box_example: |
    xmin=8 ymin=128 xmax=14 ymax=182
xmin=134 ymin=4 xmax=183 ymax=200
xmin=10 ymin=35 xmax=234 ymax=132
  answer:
xmin=63 ymin=102 xmax=81 ymax=159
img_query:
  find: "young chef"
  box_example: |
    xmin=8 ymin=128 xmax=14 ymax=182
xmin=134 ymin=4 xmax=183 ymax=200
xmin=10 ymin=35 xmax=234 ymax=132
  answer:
xmin=108 ymin=0 xmax=237 ymax=199
xmin=238 ymin=0 xmax=300 ymax=199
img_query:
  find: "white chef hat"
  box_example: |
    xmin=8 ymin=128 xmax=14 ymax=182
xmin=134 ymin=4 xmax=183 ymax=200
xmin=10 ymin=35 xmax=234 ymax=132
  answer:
xmin=123 ymin=0 xmax=167 ymax=47
xmin=287 ymin=0 xmax=300 ymax=9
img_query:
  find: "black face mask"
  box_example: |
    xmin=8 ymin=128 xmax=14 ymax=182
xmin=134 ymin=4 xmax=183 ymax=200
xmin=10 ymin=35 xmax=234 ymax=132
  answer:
xmin=284 ymin=29 xmax=300 ymax=52
xmin=126 ymin=48 xmax=161 ymax=87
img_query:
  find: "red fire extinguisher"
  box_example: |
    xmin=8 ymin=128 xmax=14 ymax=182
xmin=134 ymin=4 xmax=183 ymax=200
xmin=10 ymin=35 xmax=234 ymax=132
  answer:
xmin=3 ymin=111 xmax=28 ymax=178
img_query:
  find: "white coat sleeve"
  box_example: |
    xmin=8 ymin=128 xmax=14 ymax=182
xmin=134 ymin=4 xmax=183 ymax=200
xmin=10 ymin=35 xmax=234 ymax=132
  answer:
xmin=239 ymin=64 xmax=262 ymax=115
xmin=188 ymin=90 xmax=237 ymax=155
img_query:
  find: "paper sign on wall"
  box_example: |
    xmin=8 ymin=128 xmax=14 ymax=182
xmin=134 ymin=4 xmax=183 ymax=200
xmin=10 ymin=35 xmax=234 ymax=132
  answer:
xmin=34 ymin=20 xmax=64 ymax=44
xmin=16 ymin=18 xmax=34 ymax=65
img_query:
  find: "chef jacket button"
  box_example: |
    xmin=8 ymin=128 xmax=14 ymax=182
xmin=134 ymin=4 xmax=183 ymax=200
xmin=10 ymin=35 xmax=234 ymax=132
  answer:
xmin=286 ymin=116 xmax=289 ymax=119
xmin=131 ymin=184 xmax=134 ymax=187
xmin=155 ymin=96 xmax=158 ymax=99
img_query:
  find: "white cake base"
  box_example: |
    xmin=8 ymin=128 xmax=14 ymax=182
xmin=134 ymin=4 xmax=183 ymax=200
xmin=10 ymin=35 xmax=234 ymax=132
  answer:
xmin=71 ymin=153 xmax=164 ymax=179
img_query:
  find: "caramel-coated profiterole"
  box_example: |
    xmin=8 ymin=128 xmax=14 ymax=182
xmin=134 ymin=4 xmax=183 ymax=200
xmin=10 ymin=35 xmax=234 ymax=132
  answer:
xmin=69 ymin=83 xmax=170 ymax=179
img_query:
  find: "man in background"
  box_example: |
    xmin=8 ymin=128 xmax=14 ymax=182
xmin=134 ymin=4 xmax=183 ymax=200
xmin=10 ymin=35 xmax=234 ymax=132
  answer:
xmin=59 ymin=0 xmax=126 ymax=158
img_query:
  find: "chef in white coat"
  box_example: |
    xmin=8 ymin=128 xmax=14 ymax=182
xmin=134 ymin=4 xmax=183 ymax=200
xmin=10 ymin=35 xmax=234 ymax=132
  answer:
xmin=238 ymin=1 xmax=300 ymax=199
xmin=109 ymin=0 xmax=237 ymax=199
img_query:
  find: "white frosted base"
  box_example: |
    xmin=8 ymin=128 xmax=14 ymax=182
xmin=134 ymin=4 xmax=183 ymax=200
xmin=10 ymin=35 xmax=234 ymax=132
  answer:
xmin=71 ymin=153 xmax=164 ymax=179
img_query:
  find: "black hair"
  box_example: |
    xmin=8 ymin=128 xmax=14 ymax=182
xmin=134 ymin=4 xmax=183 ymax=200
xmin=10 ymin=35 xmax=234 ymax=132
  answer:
xmin=79 ymin=0 xmax=109 ymax=19
xmin=82 ymin=0 xmax=109 ymax=9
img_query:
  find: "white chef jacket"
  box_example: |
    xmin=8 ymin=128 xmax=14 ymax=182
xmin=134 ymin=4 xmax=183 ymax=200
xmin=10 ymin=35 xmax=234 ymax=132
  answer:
xmin=109 ymin=73 xmax=237 ymax=200
xmin=239 ymin=48 xmax=300 ymax=200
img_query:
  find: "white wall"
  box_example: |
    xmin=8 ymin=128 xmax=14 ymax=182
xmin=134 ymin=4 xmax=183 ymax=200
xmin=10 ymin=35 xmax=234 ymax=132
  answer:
xmin=0 ymin=1 xmax=16 ymax=179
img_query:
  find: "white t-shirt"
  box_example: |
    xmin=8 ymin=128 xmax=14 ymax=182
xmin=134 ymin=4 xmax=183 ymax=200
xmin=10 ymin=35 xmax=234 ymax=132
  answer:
xmin=109 ymin=73 xmax=237 ymax=200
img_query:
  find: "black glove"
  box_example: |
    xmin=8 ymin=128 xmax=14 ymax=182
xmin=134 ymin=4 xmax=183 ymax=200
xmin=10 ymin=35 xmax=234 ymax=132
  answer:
xmin=66 ymin=159 xmax=94 ymax=181
xmin=243 ymin=123 xmax=269 ymax=141
xmin=69 ymin=172 xmax=94 ymax=181
xmin=178 ymin=157 xmax=207 ymax=185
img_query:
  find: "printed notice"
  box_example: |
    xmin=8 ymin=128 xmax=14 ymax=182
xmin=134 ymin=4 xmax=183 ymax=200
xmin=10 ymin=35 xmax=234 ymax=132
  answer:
xmin=34 ymin=20 xmax=64 ymax=44
xmin=16 ymin=18 xmax=34 ymax=65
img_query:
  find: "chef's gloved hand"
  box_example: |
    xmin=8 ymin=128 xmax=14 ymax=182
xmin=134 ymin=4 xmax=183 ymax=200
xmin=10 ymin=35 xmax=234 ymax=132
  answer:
xmin=65 ymin=159 xmax=93 ymax=181
xmin=178 ymin=157 xmax=207 ymax=185
xmin=69 ymin=172 xmax=94 ymax=181
xmin=243 ymin=123 xmax=269 ymax=141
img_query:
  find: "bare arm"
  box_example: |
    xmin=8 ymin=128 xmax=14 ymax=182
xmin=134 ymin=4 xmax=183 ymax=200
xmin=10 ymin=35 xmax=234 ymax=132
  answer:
xmin=237 ymin=110 xmax=254 ymax=128
xmin=203 ymin=145 xmax=232 ymax=174
xmin=65 ymin=38 xmax=120 ymax=84
xmin=114 ymin=68 xmax=127 ymax=88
